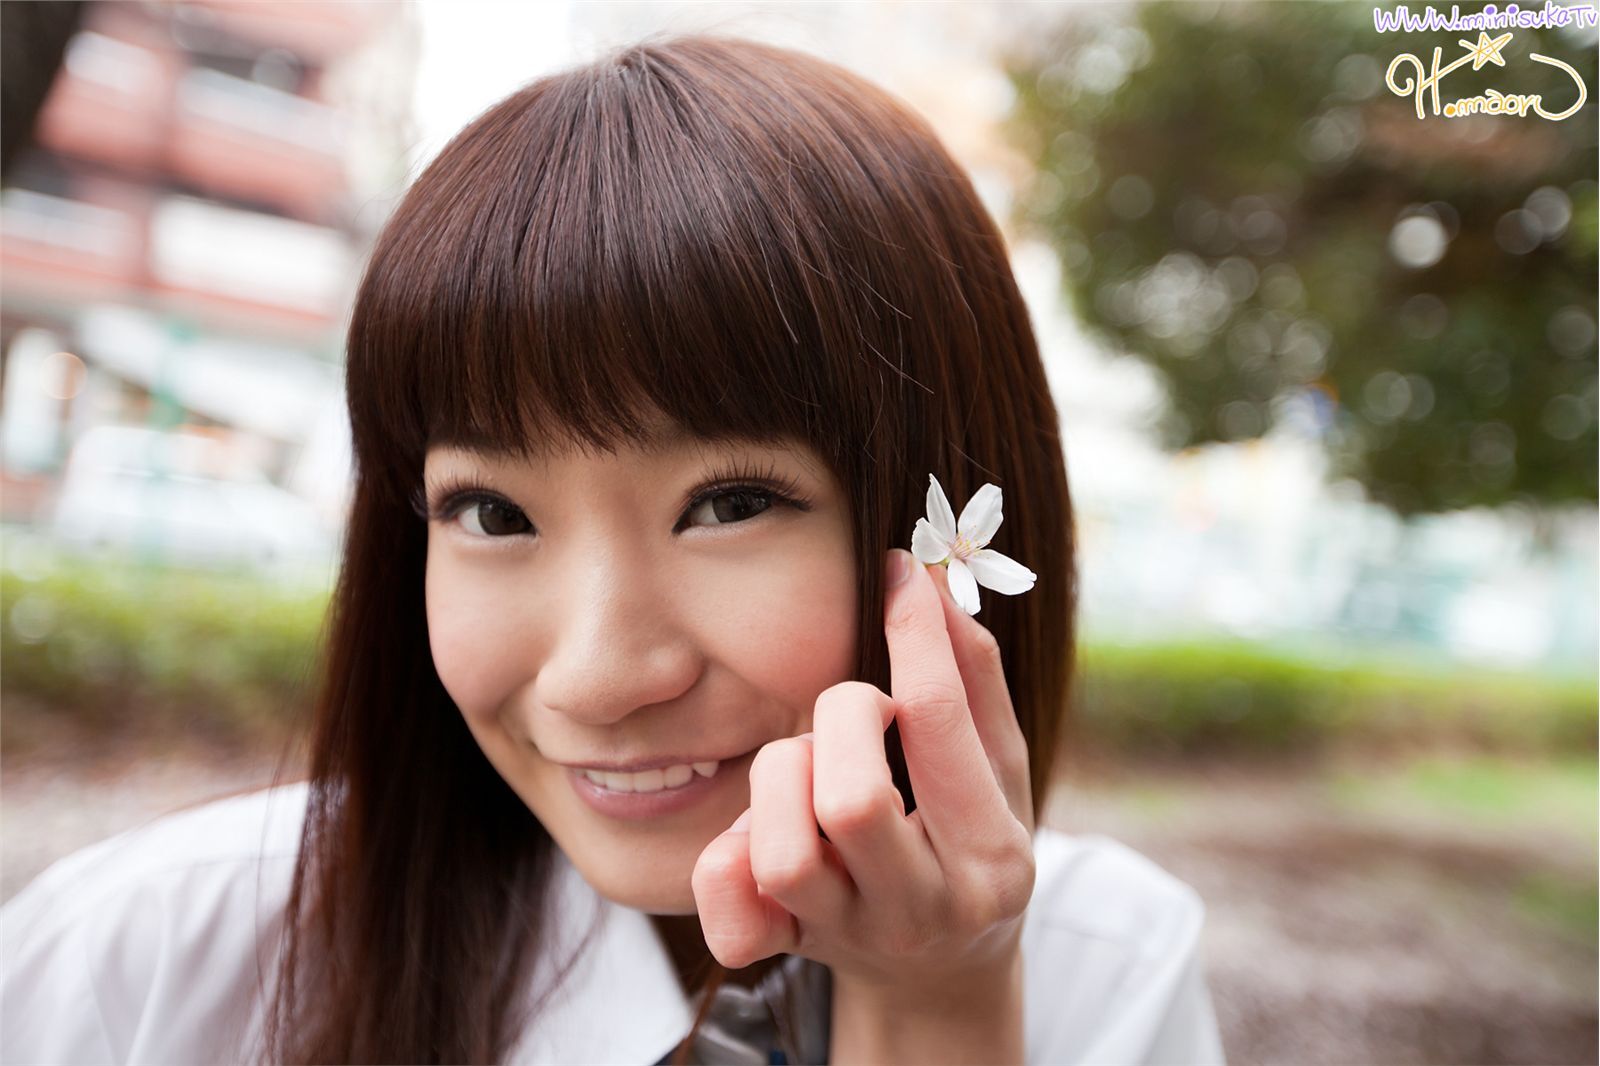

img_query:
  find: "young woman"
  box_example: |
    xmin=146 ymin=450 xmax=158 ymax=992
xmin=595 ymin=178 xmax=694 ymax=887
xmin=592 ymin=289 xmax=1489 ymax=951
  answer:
xmin=0 ymin=34 xmax=1224 ymax=1065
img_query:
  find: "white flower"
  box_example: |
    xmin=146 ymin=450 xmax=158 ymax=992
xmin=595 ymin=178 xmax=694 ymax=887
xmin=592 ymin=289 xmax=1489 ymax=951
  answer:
xmin=910 ymin=473 xmax=1037 ymax=617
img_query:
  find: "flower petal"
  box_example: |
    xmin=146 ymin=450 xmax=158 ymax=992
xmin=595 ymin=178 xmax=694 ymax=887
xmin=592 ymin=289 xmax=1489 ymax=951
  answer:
xmin=956 ymin=483 xmax=1003 ymax=547
xmin=911 ymin=517 xmax=951 ymax=565
xmin=925 ymin=474 xmax=957 ymax=544
xmin=967 ymin=548 xmax=1036 ymax=595
xmin=946 ymin=557 xmax=983 ymax=616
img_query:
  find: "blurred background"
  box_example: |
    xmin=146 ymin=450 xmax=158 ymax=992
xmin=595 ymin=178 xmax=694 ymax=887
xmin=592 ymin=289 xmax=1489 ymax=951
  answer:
xmin=1 ymin=2 xmax=1593 ymax=1062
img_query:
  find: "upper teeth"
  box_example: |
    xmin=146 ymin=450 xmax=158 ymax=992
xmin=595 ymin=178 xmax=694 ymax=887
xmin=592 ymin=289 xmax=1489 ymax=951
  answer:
xmin=582 ymin=761 xmax=719 ymax=794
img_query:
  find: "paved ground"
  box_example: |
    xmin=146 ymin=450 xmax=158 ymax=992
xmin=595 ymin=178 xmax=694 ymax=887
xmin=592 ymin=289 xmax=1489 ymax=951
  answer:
xmin=4 ymin=740 xmax=1595 ymax=1064
xmin=1045 ymin=751 xmax=1597 ymax=1066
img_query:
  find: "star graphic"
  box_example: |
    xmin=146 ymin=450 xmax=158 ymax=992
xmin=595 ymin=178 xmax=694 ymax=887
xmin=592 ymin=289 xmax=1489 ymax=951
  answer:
xmin=1458 ymin=30 xmax=1514 ymax=71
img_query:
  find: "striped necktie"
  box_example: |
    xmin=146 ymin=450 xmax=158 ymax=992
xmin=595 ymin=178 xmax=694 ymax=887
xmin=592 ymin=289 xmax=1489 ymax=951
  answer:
xmin=657 ymin=955 xmax=832 ymax=1065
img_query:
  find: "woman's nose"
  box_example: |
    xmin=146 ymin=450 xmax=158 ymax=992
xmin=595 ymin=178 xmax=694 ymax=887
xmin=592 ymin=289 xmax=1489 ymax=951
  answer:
xmin=532 ymin=546 xmax=701 ymax=726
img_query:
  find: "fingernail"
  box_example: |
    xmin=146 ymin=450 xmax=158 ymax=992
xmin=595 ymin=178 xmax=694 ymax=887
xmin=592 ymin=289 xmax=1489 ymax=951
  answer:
xmin=728 ymin=809 xmax=751 ymax=834
xmin=886 ymin=549 xmax=912 ymax=589
xmin=797 ymin=732 xmax=814 ymax=744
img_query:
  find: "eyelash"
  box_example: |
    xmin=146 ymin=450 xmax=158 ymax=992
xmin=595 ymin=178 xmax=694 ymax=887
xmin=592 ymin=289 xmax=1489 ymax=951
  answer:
xmin=409 ymin=458 xmax=814 ymax=538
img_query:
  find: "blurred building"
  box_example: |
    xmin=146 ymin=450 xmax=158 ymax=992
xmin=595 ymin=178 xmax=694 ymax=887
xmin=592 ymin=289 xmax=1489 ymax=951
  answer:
xmin=0 ymin=0 xmax=418 ymax=535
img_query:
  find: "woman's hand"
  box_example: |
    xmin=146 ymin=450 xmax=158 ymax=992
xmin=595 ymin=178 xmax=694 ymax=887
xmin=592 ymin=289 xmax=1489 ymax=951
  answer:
xmin=691 ymin=547 xmax=1036 ymax=1004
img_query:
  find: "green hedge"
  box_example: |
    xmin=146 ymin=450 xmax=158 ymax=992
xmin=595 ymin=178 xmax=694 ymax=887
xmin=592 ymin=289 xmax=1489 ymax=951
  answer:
xmin=1073 ymin=639 xmax=1596 ymax=757
xmin=2 ymin=550 xmax=1593 ymax=756
xmin=1 ymin=552 xmax=328 ymax=745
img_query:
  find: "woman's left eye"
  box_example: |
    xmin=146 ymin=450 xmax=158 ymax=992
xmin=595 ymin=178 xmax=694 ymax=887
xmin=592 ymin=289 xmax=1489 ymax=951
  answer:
xmin=684 ymin=488 xmax=778 ymax=528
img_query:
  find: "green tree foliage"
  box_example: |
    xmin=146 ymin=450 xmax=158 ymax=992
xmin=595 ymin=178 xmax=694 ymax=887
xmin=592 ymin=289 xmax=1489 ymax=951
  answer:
xmin=1005 ymin=1 xmax=1597 ymax=514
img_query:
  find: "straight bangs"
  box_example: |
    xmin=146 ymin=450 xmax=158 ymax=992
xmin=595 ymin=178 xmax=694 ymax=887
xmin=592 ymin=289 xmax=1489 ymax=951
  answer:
xmin=345 ymin=36 xmax=929 ymax=504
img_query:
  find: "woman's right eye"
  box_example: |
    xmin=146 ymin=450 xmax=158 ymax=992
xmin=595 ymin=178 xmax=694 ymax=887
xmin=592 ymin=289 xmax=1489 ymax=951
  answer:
xmin=452 ymin=496 xmax=532 ymax=538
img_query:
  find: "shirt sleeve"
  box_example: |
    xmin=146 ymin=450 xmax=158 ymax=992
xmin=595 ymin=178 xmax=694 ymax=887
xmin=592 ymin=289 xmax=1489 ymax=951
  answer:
xmin=1 ymin=829 xmax=284 ymax=1066
xmin=1023 ymin=832 xmax=1228 ymax=1065
xmin=1138 ymin=926 xmax=1226 ymax=1066
xmin=1 ymin=845 xmax=123 ymax=1065
xmin=1069 ymin=883 xmax=1227 ymax=1066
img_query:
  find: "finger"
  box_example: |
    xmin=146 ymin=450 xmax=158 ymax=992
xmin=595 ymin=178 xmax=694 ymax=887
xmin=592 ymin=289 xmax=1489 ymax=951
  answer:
xmin=811 ymin=681 xmax=940 ymax=903
xmin=747 ymin=736 xmax=855 ymax=936
xmin=691 ymin=812 xmax=796 ymax=970
xmin=925 ymin=563 xmax=1034 ymax=830
xmin=882 ymin=548 xmax=1014 ymax=859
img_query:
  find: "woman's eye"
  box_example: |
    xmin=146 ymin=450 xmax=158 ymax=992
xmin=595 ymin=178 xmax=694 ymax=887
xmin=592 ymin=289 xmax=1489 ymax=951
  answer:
xmin=432 ymin=483 xmax=791 ymax=538
xmin=456 ymin=498 xmax=532 ymax=537
xmin=686 ymin=488 xmax=775 ymax=527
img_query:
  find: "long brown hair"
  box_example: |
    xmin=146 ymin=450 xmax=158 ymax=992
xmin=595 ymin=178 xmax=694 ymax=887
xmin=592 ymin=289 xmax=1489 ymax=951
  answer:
xmin=261 ymin=32 xmax=1076 ymax=1064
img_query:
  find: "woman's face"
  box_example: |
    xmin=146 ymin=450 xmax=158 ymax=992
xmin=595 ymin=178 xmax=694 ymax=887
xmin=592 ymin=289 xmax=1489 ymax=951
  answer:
xmin=422 ymin=412 xmax=859 ymax=913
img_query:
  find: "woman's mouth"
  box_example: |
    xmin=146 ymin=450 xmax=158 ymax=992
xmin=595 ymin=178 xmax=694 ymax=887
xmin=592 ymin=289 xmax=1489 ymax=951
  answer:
xmin=567 ymin=749 xmax=759 ymax=820
xmin=574 ymin=760 xmax=720 ymax=794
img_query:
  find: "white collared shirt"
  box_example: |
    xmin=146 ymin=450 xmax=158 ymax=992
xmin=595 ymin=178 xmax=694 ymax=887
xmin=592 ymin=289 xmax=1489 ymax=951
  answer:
xmin=1 ymin=781 xmax=1226 ymax=1065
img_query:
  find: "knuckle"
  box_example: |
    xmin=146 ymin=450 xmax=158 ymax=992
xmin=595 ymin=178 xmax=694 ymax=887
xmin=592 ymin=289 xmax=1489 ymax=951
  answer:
xmin=970 ymin=622 xmax=1004 ymax=668
xmin=901 ymin=679 xmax=967 ymax=717
xmin=813 ymin=683 xmax=894 ymax=738
xmin=886 ymin=594 xmax=920 ymax=631
xmin=965 ymin=849 xmax=1037 ymax=927
xmin=749 ymin=737 xmax=806 ymax=778
xmin=897 ymin=692 xmax=969 ymax=749
xmin=815 ymin=679 xmax=882 ymax=711
xmin=702 ymin=927 xmax=760 ymax=970
xmin=691 ymin=841 xmax=746 ymax=891
xmin=752 ymin=848 xmax=821 ymax=898
xmin=814 ymin=787 xmax=896 ymax=840
xmin=995 ymin=747 xmax=1030 ymax=785
xmin=993 ymin=857 xmax=1037 ymax=920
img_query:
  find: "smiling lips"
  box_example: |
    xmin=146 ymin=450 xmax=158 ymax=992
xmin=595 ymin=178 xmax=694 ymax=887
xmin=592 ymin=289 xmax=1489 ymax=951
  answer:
xmin=567 ymin=752 xmax=750 ymax=820
xmin=576 ymin=760 xmax=720 ymax=794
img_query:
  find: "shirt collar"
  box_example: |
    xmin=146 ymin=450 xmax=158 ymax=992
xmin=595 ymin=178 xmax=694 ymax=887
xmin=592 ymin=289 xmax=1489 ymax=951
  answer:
xmin=505 ymin=845 xmax=695 ymax=1065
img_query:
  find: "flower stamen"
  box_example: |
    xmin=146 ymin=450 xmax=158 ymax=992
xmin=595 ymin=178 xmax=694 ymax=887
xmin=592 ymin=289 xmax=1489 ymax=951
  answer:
xmin=908 ymin=473 xmax=1037 ymax=616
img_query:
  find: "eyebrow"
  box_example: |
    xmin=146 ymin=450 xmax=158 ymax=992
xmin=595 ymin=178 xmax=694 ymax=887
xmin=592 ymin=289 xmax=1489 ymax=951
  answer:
xmin=430 ymin=423 xmax=774 ymax=462
xmin=427 ymin=425 xmax=834 ymax=490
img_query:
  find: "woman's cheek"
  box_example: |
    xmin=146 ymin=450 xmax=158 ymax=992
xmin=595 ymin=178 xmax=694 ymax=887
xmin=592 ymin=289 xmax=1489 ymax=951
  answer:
xmin=424 ymin=561 xmax=518 ymax=722
xmin=700 ymin=545 xmax=859 ymax=698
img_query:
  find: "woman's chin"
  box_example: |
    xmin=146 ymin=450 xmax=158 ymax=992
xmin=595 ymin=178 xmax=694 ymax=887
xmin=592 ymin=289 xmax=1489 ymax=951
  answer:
xmin=573 ymin=852 xmax=698 ymax=914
